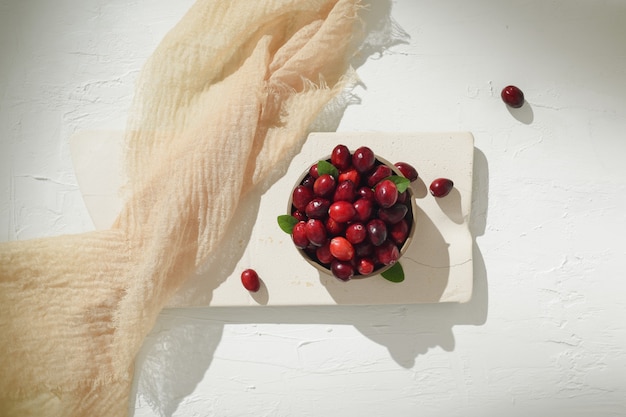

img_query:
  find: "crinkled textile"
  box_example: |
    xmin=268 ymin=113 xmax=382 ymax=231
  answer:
xmin=0 ymin=0 xmax=364 ymax=415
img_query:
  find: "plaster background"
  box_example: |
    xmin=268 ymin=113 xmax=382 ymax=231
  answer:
xmin=1 ymin=1 xmax=625 ymax=416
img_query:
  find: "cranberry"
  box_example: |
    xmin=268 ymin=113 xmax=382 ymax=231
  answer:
xmin=316 ymin=243 xmax=334 ymax=265
xmin=329 ymin=201 xmax=356 ymax=223
xmin=339 ymin=168 xmax=360 ymax=185
xmin=241 ymin=269 xmax=261 ymax=292
xmin=367 ymin=165 xmax=393 ymax=187
xmin=305 ymin=198 xmax=330 ymax=219
xmin=301 ymin=175 xmax=315 ymax=188
xmin=501 ymin=85 xmax=524 ymax=108
xmin=378 ymin=204 xmax=408 ymax=224
xmin=374 ymin=179 xmax=398 ymax=208
xmin=325 ymin=217 xmax=346 ymax=237
xmin=345 ymin=222 xmax=367 ymax=244
xmin=313 ymin=174 xmax=336 ymax=198
xmin=353 ymin=198 xmax=374 ymax=222
xmin=292 ymin=185 xmax=314 ymax=211
xmin=367 ymin=218 xmax=387 ymax=246
xmin=306 ymin=219 xmax=327 ymax=247
xmin=333 ymin=180 xmax=357 ymax=202
xmin=292 ymin=221 xmax=309 ymax=249
xmin=329 ymin=237 xmax=355 ymax=261
xmin=375 ymin=240 xmax=400 ymax=266
xmin=357 ymin=186 xmax=375 ymax=201
xmin=331 ymin=144 xmax=352 ymax=170
xmin=331 ymin=260 xmax=354 ymax=281
xmin=354 ymin=241 xmax=374 ymax=258
xmin=309 ymin=163 xmax=320 ymax=179
xmin=396 ymin=190 xmax=407 ymax=204
xmin=429 ymin=178 xmax=454 ymax=198
xmin=352 ymin=146 xmax=375 ymax=173
xmin=292 ymin=210 xmax=307 ymax=222
xmin=356 ymin=257 xmax=376 ymax=275
xmin=390 ymin=219 xmax=409 ymax=245
xmin=393 ymin=162 xmax=418 ymax=181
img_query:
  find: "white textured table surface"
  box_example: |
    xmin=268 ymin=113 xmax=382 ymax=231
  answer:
xmin=1 ymin=1 xmax=625 ymax=416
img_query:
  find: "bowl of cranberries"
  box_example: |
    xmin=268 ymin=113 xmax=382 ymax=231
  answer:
xmin=278 ymin=144 xmax=418 ymax=281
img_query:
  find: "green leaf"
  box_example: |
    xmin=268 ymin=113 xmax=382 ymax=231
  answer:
xmin=316 ymin=160 xmax=339 ymax=179
xmin=386 ymin=175 xmax=411 ymax=193
xmin=277 ymin=215 xmax=298 ymax=234
xmin=381 ymin=262 xmax=405 ymax=283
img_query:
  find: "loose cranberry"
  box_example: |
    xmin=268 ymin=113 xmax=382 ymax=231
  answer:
xmin=375 ymin=179 xmax=398 ymax=208
xmin=339 ymin=168 xmax=360 ymax=185
xmin=292 ymin=185 xmax=314 ymax=211
xmin=353 ymin=198 xmax=374 ymax=222
xmin=390 ymin=219 xmax=409 ymax=245
xmin=313 ymin=174 xmax=336 ymax=198
xmin=316 ymin=242 xmax=334 ymax=265
xmin=345 ymin=222 xmax=367 ymax=244
xmin=333 ymin=180 xmax=357 ymax=202
xmin=357 ymin=257 xmax=376 ymax=275
xmin=352 ymin=146 xmax=375 ymax=173
xmin=367 ymin=165 xmax=393 ymax=187
xmin=325 ymin=217 xmax=346 ymax=237
xmin=292 ymin=210 xmax=307 ymax=222
xmin=305 ymin=198 xmax=330 ymax=219
xmin=241 ymin=269 xmax=261 ymax=292
xmin=367 ymin=218 xmax=388 ymax=246
xmin=501 ymin=85 xmax=524 ymax=108
xmin=375 ymin=240 xmax=400 ymax=266
xmin=429 ymin=178 xmax=454 ymax=198
xmin=331 ymin=144 xmax=352 ymax=170
xmin=309 ymin=163 xmax=320 ymax=179
xmin=378 ymin=204 xmax=408 ymax=224
xmin=357 ymin=186 xmax=375 ymax=201
xmin=393 ymin=162 xmax=418 ymax=181
xmin=331 ymin=260 xmax=354 ymax=281
xmin=329 ymin=200 xmax=356 ymax=223
xmin=306 ymin=219 xmax=327 ymax=246
xmin=329 ymin=237 xmax=355 ymax=261
xmin=292 ymin=221 xmax=309 ymax=249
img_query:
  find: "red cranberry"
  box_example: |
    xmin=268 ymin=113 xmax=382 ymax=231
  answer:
xmin=331 ymin=260 xmax=354 ymax=281
xmin=367 ymin=165 xmax=393 ymax=187
xmin=313 ymin=174 xmax=336 ymax=198
xmin=339 ymin=168 xmax=360 ymax=185
xmin=333 ymin=180 xmax=357 ymax=202
xmin=378 ymin=204 xmax=408 ymax=224
xmin=328 ymin=201 xmax=356 ymax=223
xmin=393 ymin=162 xmax=418 ymax=181
xmin=501 ymin=85 xmax=524 ymax=108
xmin=353 ymin=198 xmax=374 ymax=222
xmin=241 ymin=269 xmax=261 ymax=292
xmin=329 ymin=237 xmax=355 ymax=261
xmin=306 ymin=219 xmax=327 ymax=246
xmin=331 ymin=144 xmax=352 ymax=170
xmin=356 ymin=257 xmax=376 ymax=275
xmin=396 ymin=190 xmax=407 ymax=204
xmin=357 ymin=186 xmax=375 ymax=201
xmin=292 ymin=221 xmax=309 ymax=249
xmin=374 ymin=179 xmax=398 ymax=208
xmin=375 ymin=240 xmax=400 ymax=265
xmin=325 ymin=217 xmax=346 ymax=237
xmin=292 ymin=185 xmax=314 ymax=211
xmin=345 ymin=222 xmax=367 ymax=244
xmin=390 ymin=219 xmax=409 ymax=245
xmin=301 ymin=175 xmax=315 ymax=188
xmin=305 ymin=198 xmax=330 ymax=219
xmin=352 ymin=146 xmax=375 ymax=173
xmin=309 ymin=163 xmax=320 ymax=179
xmin=354 ymin=241 xmax=374 ymax=258
xmin=316 ymin=243 xmax=334 ymax=265
xmin=429 ymin=178 xmax=454 ymax=198
xmin=292 ymin=210 xmax=307 ymax=222
xmin=367 ymin=219 xmax=388 ymax=246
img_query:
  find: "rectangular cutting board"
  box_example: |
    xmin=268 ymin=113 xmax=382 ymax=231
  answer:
xmin=70 ymin=131 xmax=474 ymax=306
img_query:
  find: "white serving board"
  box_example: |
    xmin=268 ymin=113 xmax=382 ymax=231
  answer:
xmin=70 ymin=131 xmax=474 ymax=306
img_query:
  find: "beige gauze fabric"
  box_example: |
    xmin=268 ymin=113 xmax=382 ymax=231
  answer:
xmin=0 ymin=0 xmax=364 ymax=415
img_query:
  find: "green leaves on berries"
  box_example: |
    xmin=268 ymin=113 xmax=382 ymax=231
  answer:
xmin=381 ymin=262 xmax=405 ymax=283
xmin=316 ymin=160 xmax=339 ymax=179
xmin=277 ymin=215 xmax=298 ymax=234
